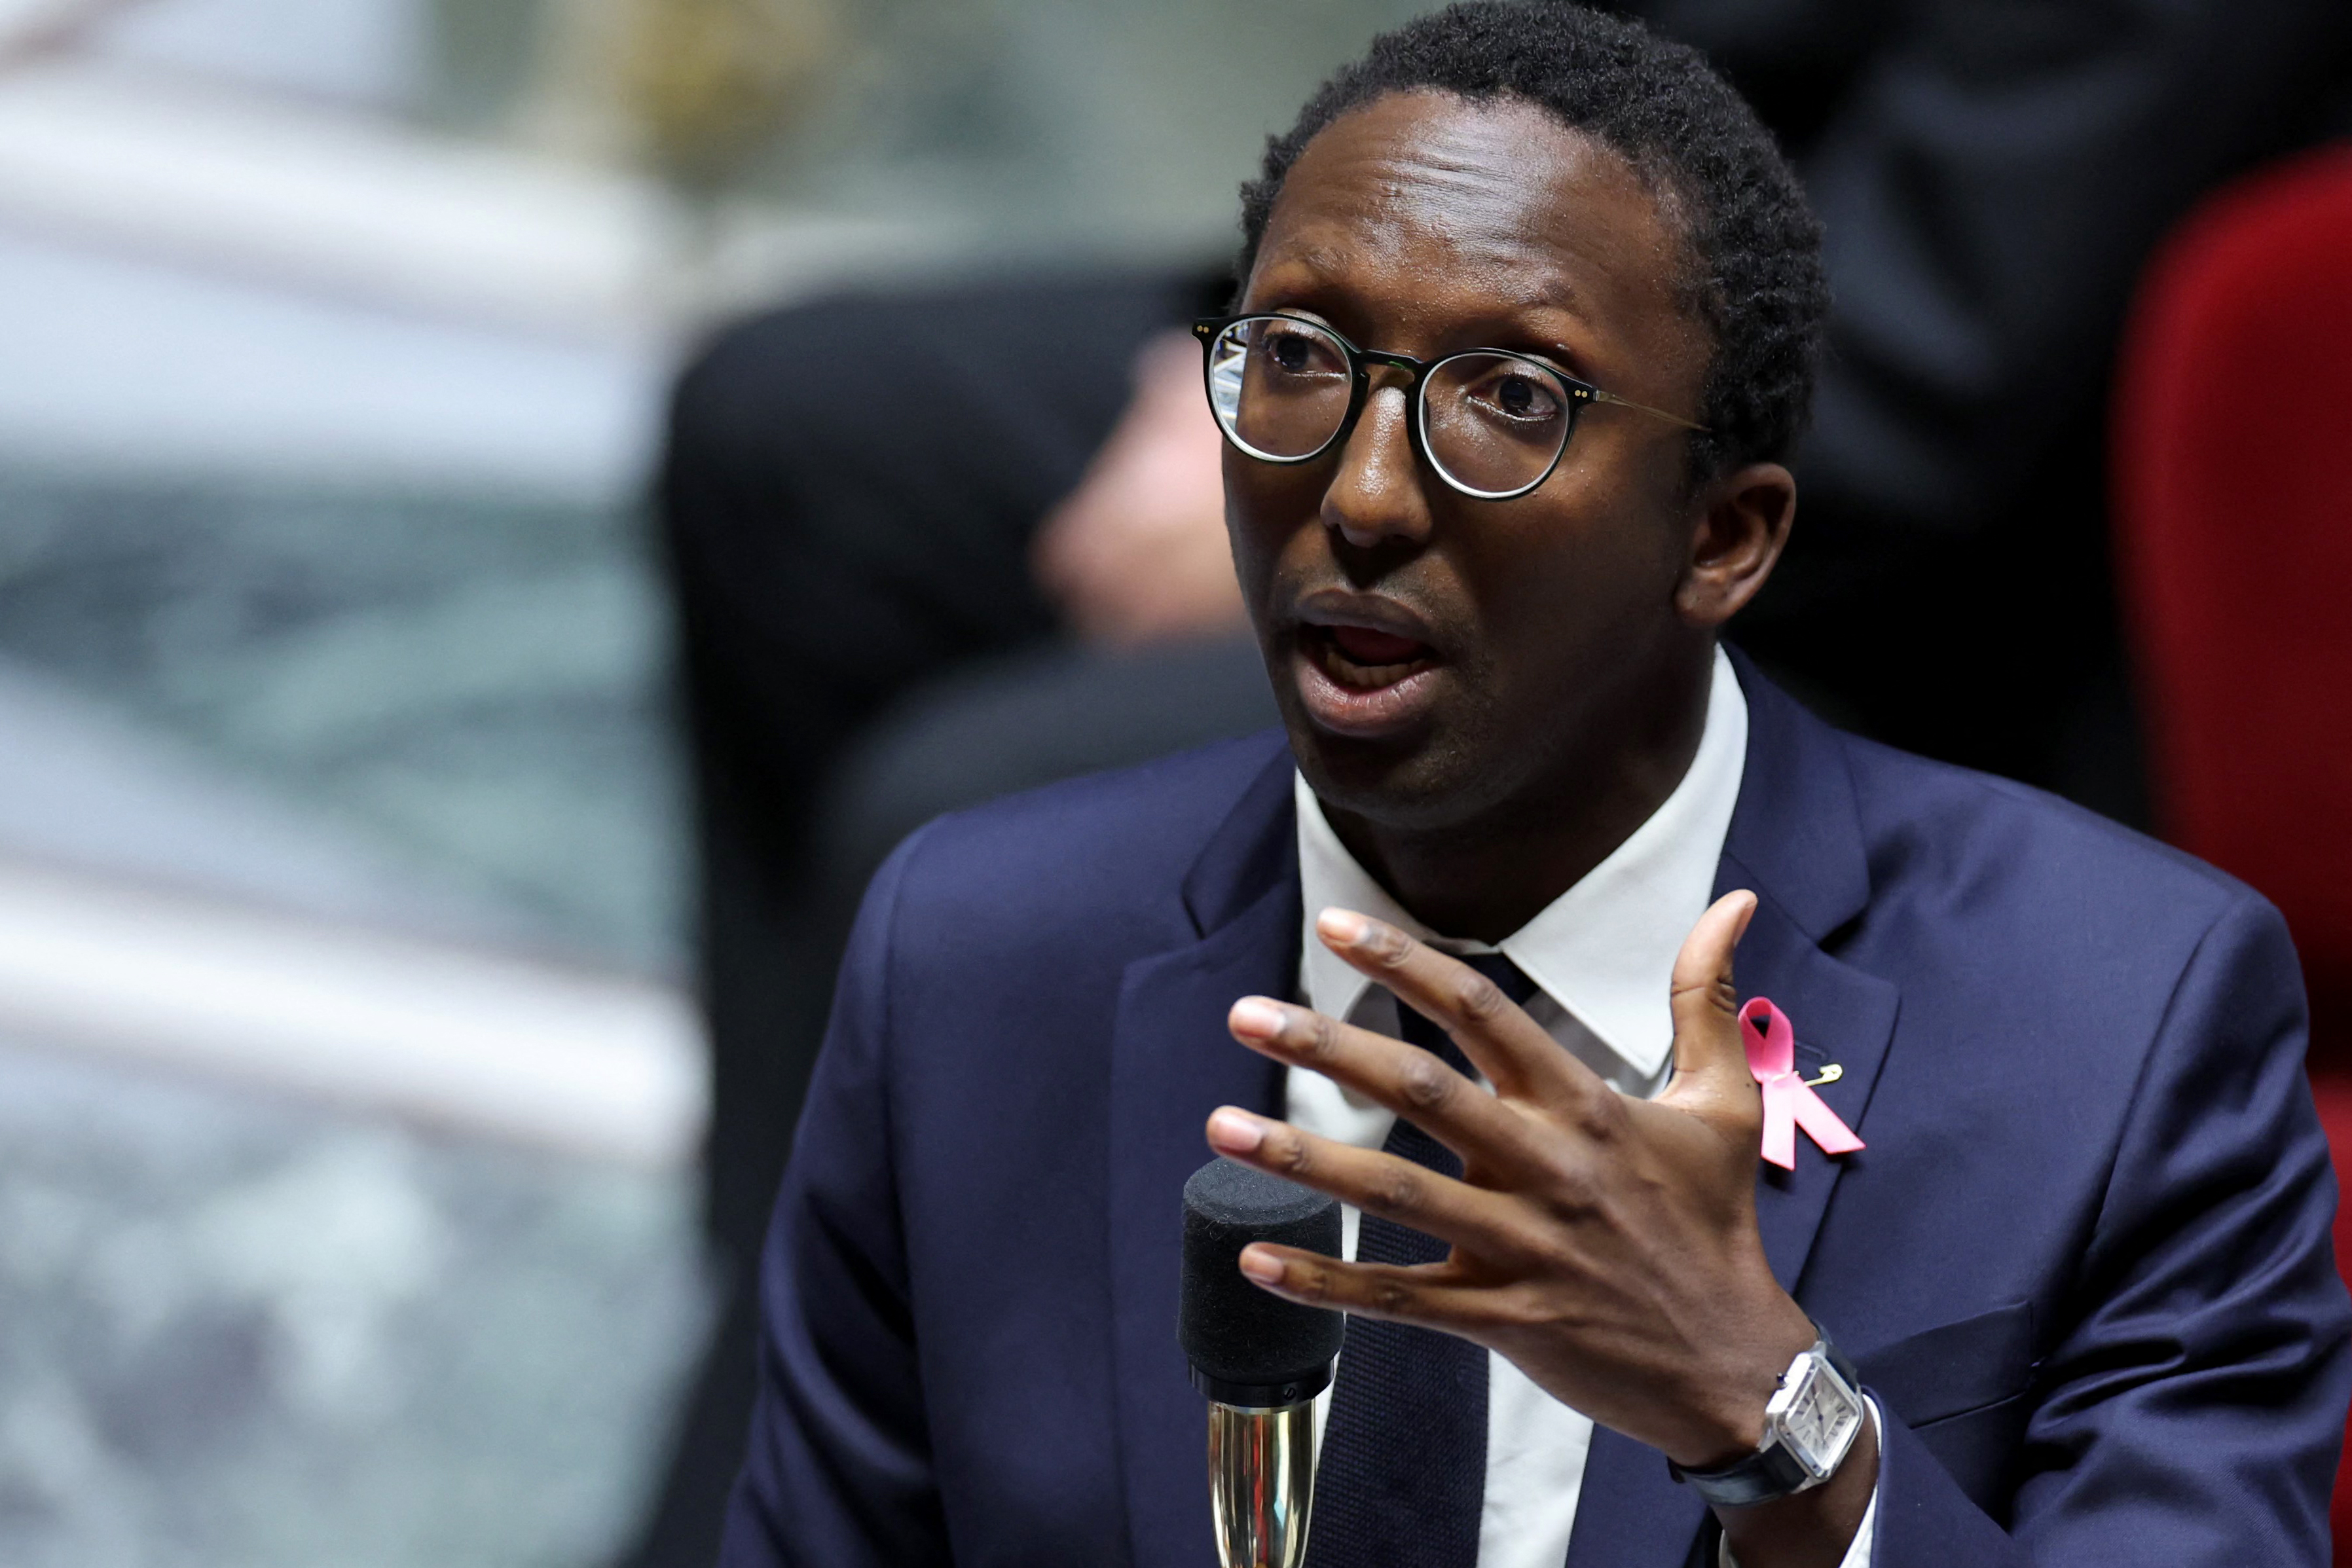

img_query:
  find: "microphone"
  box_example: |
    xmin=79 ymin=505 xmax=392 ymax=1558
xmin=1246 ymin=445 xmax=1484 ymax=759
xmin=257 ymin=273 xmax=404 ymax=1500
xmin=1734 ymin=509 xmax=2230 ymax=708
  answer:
xmin=1180 ymin=1158 xmax=1346 ymax=1568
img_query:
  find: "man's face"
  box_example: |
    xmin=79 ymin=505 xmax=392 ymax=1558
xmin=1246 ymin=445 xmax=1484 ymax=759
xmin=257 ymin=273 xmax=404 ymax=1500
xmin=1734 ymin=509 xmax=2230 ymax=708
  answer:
xmin=1227 ymin=90 xmax=1716 ymax=833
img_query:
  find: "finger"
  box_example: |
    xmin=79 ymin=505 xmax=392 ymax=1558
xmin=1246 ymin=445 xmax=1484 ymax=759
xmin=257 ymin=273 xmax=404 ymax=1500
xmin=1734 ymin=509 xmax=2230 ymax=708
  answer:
xmin=1315 ymin=907 xmax=1607 ymax=1108
xmin=1204 ymin=1105 xmax=1537 ymax=1259
xmin=1664 ymin=890 xmax=1759 ymax=1093
xmin=1226 ymin=996 xmax=1553 ymax=1173
xmin=1234 ymin=1243 xmax=1493 ymax=1331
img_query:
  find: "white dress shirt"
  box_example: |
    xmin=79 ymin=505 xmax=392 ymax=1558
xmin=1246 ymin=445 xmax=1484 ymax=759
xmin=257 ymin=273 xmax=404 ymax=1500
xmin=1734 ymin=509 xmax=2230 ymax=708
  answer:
xmin=1286 ymin=646 xmax=1876 ymax=1568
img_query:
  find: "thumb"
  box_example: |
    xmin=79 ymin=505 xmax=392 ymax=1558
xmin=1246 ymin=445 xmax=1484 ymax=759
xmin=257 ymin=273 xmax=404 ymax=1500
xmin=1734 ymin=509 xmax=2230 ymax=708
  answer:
xmin=1664 ymin=890 xmax=1759 ymax=1094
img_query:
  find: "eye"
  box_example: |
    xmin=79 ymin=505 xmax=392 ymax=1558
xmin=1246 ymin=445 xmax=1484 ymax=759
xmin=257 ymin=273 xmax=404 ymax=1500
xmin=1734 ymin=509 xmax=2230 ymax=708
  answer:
xmin=1251 ymin=320 xmax=1343 ymax=379
xmin=1472 ymin=363 xmax=1563 ymax=422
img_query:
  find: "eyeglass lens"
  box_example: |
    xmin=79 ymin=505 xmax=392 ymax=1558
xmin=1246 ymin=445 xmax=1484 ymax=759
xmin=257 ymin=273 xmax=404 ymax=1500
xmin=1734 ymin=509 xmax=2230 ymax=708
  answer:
xmin=1205 ymin=317 xmax=1573 ymax=498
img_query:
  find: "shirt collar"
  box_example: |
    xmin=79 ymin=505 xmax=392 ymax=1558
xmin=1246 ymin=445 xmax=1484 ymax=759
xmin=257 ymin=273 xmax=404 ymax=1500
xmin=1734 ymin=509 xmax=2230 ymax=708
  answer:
xmin=1293 ymin=646 xmax=1748 ymax=1081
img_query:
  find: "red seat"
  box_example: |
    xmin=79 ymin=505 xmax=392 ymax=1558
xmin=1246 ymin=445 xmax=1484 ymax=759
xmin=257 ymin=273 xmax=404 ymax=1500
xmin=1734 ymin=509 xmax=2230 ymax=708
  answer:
xmin=2112 ymin=143 xmax=2352 ymax=1558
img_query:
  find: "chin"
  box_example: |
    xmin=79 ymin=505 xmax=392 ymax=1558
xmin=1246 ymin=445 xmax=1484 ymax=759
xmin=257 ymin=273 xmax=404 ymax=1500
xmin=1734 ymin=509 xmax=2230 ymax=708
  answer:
xmin=1253 ymin=620 xmax=1522 ymax=830
xmin=1278 ymin=695 xmax=1511 ymax=834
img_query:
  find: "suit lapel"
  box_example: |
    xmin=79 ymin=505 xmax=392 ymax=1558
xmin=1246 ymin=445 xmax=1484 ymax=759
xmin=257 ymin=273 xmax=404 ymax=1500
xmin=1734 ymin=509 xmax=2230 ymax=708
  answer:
xmin=1566 ymin=655 xmax=1900 ymax=1568
xmin=1728 ymin=873 xmax=1900 ymax=1296
xmin=1107 ymin=752 xmax=1300 ymax=1568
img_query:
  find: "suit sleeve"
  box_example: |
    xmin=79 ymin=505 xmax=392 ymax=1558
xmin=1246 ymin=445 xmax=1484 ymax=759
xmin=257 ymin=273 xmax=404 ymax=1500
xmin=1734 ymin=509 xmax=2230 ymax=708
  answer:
xmin=718 ymin=824 xmax=951 ymax=1568
xmin=1870 ymin=894 xmax=2352 ymax=1564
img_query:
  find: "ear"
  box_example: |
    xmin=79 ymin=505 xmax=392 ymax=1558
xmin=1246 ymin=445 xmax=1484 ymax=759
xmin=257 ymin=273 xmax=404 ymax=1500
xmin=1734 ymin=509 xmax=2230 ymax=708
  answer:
xmin=1674 ymin=462 xmax=1795 ymax=629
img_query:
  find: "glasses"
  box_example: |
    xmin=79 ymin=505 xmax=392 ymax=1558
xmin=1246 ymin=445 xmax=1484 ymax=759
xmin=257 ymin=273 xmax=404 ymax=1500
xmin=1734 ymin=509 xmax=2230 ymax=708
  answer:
xmin=1194 ymin=314 xmax=1707 ymax=501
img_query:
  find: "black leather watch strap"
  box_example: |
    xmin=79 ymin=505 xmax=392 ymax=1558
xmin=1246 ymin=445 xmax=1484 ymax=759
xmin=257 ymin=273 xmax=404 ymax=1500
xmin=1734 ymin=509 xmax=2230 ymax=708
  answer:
xmin=1670 ymin=1432 xmax=1816 ymax=1508
xmin=1665 ymin=1327 xmax=1863 ymax=1508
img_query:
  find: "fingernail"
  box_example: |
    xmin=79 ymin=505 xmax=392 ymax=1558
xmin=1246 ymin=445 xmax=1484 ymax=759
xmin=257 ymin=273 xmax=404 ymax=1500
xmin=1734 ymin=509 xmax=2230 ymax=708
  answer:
xmin=1317 ymin=907 xmax=1370 ymax=946
xmin=1206 ymin=1107 xmax=1265 ymax=1154
xmin=1732 ymin=892 xmax=1759 ymax=939
xmin=1229 ymin=997 xmax=1285 ymax=1040
xmin=1237 ymin=1245 xmax=1284 ymax=1285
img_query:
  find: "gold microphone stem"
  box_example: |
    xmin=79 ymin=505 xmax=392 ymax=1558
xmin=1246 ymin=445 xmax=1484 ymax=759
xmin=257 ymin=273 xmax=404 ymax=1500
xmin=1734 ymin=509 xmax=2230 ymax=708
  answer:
xmin=1207 ymin=1398 xmax=1318 ymax=1568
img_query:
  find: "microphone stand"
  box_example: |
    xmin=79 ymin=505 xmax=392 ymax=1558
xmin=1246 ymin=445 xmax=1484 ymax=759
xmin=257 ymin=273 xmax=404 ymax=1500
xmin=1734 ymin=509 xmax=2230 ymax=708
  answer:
xmin=1180 ymin=1158 xmax=1346 ymax=1568
xmin=1205 ymin=1389 xmax=1321 ymax=1568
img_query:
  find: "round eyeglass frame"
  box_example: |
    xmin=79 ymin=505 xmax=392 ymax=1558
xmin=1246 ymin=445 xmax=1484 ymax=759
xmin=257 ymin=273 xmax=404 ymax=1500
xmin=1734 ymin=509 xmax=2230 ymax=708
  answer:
xmin=1192 ymin=313 xmax=1709 ymax=501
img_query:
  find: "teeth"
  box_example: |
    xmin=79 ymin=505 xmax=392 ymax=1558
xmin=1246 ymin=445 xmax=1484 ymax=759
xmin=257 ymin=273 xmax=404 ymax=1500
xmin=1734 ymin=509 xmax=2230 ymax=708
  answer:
xmin=1321 ymin=645 xmax=1427 ymax=689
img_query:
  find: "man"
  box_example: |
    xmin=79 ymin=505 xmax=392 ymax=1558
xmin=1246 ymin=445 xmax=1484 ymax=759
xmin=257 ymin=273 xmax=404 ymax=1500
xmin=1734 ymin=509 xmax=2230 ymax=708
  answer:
xmin=720 ymin=6 xmax=2349 ymax=1565
xmin=630 ymin=6 xmax=2352 ymax=1559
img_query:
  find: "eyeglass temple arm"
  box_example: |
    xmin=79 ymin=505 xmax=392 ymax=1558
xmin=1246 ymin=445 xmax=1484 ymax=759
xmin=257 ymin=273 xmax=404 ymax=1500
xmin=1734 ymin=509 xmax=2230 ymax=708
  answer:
xmin=1589 ymin=388 xmax=1710 ymax=433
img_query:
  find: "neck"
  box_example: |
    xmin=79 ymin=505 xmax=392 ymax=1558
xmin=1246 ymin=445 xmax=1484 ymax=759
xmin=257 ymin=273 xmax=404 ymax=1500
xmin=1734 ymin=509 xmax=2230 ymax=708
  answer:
xmin=1323 ymin=649 xmax=1715 ymax=944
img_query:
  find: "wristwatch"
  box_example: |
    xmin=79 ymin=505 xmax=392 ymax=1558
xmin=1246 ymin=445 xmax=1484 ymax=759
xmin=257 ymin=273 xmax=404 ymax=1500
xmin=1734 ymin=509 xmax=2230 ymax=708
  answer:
xmin=1667 ymin=1325 xmax=1866 ymax=1508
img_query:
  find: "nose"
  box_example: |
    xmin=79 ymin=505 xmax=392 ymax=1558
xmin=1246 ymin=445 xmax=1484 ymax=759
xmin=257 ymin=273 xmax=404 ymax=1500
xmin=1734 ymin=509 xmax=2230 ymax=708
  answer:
xmin=1320 ymin=378 xmax=1434 ymax=551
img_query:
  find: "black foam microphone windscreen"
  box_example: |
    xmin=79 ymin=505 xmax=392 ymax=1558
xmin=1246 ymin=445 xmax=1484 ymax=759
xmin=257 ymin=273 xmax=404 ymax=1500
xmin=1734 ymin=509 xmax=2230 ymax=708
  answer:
xmin=1179 ymin=1158 xmax=1345 ymax=1568
xmin=1180 ymin=1158 xmax=1346 ymax=1402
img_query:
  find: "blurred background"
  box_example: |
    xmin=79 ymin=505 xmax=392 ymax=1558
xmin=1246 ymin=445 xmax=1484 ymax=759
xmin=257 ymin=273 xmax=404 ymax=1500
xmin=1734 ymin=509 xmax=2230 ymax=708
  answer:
xmin=0 ymin=2 xmax=1436 ymax=1565
xmin=1 ymin=0 xmax=2346 ymax=1565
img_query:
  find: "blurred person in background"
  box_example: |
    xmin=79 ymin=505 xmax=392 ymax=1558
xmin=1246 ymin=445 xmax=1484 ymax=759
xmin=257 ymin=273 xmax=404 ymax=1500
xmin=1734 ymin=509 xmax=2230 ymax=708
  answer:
xmin=619 ymin=0 xmax=2351 ymax=1562
xmin=625 ymin=264 xmax=1268 ymax=1568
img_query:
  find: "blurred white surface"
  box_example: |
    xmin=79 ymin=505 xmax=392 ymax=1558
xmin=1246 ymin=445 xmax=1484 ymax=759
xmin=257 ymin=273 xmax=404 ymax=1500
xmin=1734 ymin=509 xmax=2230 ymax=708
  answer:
xmin=0 ymin=60 xmax=672 ymax=336
xmin=0 ymin=223 xmax=661 ymax=497
xmin=0 ymin=55 xmax=950 ymax=495
xmin=0 ymin=856 xmax=706 ymax=1168
xmin=76 ymin=0 xmax=428 ymax=105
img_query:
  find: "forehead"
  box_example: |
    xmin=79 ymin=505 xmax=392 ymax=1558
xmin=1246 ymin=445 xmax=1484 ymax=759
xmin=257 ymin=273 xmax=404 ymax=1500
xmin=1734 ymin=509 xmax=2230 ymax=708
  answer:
xmin=1251 ymin=90 xmax=1696 ymax=357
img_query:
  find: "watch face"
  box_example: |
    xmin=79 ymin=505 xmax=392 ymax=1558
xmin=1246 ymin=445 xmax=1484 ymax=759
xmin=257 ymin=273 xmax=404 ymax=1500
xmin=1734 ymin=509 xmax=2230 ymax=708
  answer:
xmin=1775 ymin=1358 xmax=1864 ymax=1478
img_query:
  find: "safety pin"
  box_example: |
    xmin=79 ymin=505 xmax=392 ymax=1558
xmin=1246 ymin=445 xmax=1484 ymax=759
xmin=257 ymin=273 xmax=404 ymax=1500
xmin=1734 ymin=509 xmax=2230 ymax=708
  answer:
xmin=1803 ymin=1063 xmax=1843 ymax=1088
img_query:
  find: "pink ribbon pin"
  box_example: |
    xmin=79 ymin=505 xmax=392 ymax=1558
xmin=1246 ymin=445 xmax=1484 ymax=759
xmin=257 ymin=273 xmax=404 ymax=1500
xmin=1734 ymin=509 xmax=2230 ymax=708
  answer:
xmin=1738 ymin=997 xmax=1865 ymax=1171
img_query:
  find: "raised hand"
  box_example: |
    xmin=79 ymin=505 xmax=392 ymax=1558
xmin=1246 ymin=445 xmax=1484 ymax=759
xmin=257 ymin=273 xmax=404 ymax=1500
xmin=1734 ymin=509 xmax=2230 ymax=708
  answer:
xmin=1203 ymin=892 xmax=1877 ymax=1564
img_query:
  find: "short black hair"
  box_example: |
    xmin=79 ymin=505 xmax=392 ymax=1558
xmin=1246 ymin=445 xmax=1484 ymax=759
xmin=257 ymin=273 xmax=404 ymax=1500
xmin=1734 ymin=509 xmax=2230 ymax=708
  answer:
xmin=1237 ymin=1 xmax=1826 ymax=479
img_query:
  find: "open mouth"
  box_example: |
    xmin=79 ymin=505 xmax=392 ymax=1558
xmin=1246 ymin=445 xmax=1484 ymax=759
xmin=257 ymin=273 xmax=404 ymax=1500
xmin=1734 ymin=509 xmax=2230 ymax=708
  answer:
xmin=1304 ymin=622 xmax=1439 ymax=690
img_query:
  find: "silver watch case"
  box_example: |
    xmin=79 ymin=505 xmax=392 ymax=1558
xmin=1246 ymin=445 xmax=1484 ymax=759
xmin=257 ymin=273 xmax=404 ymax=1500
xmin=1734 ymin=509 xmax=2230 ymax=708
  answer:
xmin=1763 ymin=1340 xmax=1866 ymax=1487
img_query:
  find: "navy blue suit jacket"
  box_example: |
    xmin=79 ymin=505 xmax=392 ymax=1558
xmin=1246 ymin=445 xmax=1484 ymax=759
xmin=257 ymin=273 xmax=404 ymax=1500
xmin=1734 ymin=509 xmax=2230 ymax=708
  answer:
xmin=721 ymin=660 xmax=2351 ymax=1566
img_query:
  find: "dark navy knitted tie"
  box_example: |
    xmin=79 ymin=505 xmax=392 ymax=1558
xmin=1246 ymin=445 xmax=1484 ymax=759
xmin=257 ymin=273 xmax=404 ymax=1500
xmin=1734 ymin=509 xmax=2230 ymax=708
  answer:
xmin=1306 ymin=953 xmax=1540 ymax=1568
